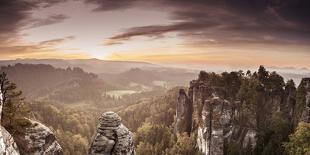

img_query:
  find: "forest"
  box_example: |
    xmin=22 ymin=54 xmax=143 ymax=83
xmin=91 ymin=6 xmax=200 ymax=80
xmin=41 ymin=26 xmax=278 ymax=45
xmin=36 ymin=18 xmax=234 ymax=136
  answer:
xmin=0 ymin=64 xmax=309 ymax=155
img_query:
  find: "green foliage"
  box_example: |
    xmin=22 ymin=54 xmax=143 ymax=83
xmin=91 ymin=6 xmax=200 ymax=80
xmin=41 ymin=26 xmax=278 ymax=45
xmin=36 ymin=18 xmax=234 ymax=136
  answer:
xmin=118 ymin=88 xmax=178 ymax=131
xmin=284 ymin=122 xmax=310 ymax=155
xmin=135 ymin=123 xmax=199 ymax=155
xmin=0 ymin=72 xmax=31 ymax=131
xmin=261 ymin=112 xmax=291 ymax=155
xmin=135 ymin=123 xmax=173 ymax=155
xmin=30 ymin=102 xmax=97 ymax=154
xmin=168 ymin=133 xmax=197 ymax=155
xmin=226 ymin=142 xmax=241 ymax=155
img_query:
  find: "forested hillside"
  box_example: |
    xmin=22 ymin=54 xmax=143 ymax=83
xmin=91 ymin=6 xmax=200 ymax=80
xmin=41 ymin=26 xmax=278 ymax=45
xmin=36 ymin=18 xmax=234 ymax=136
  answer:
xmin=0 ymin=64 xmax=111 ymax=101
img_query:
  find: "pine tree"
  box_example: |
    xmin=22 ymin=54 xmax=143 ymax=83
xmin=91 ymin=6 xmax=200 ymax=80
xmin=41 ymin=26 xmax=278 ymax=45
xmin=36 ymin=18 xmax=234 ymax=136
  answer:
xmin=0 ymin=72 xmax=30 ymax=131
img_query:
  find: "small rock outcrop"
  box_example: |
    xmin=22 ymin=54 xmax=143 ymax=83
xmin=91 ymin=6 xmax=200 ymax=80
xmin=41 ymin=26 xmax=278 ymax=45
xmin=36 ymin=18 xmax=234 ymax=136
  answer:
xmin=89 ymin=111 xmax=135 ymax=155
xmin=12 ymin=119 xmax=63 ymax=155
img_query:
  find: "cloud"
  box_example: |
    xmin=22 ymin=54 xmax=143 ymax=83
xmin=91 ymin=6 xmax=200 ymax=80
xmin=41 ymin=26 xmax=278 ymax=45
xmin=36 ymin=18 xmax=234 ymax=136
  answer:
xmin=0 ymin=36 xmax=75 ymax=58
xmin=84 ymin=0 xmax=140 ymax=11
xmin=0 ymin=0 xmax=68 ymax=43
xmin=26 ymin=14 xmax=69 ymax=29
xmin=95 ymin=0 xmax=310 ymax=46
xmin=39 ymin=36 xmax=75 ymax=46
xmin=104 ymin=21 xmax=218 ymax=45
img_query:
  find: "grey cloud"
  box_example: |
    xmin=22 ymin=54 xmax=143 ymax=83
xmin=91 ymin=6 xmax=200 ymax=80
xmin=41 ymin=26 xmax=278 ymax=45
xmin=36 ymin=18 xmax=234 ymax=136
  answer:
xmin=92 ymin=0 xmax=310 ymax=46
xmin=39 ymin=36 xmax=75 ymax=46
xmin=26 ymin=14 xmax=69 ymax=29
xmin=0 ymin=0 xmax=68 ymax=43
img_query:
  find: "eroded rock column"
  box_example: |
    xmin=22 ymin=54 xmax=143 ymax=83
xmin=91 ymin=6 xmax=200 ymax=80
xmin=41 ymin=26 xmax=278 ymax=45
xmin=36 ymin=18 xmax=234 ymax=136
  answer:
xmin=174 ymin=89 xmax=192 ymax=135
xmin=89 ymin=111 xmax=135 ymax=155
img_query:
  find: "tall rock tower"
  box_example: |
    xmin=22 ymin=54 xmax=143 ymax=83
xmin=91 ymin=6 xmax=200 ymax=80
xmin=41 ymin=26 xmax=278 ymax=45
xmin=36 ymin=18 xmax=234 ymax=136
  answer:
xmin=174 ymin=89 xmax=193 ymax=135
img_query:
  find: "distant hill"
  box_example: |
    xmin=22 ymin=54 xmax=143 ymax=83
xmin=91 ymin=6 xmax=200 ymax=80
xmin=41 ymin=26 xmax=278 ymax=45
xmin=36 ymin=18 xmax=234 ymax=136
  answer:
xmin=0 ymin=63 xmax=111 ymax=102
xmin=99 ymin=68 xmax=196 ymax=90
xmin=0 ymin=58 xmax=158 ymax=74
xmin=0 ymin=59 xmax=197 ymax=91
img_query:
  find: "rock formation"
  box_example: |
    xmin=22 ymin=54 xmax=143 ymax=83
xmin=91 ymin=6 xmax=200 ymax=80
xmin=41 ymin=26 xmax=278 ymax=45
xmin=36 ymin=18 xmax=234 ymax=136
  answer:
xmin=175 ymin=77 xmax=256 ymax=155
xmin=300 ymin=78 xmax=310 ymax=123
xmin=175 ymin=73 xmax=310 ymax=155
xmin=0 ymin=126 xmax=20 ymax=155
xmin=0 ymin=86 xmax=63 ymax=155
xmin=174 ymin=89 xmax=192 ymax=135
xmin=196 ymin=96 xmax=232 ymax=155
xmin=89 ymin=111 xmax=135 ymax=155
xmin=12 ymin=119 xmax=63 ymax=155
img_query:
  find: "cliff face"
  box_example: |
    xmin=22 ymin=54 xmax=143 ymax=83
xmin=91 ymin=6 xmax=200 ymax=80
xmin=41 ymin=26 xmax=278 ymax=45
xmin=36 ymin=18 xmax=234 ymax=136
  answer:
xmin=89 ymin=111 xmax=135 ymax=155
xmin=299 ymin=78 xmax=310 ymax=123
xmin=0 ymin=89 xmax=63 ymax=155
xmin=174 ymin=89 xmax=192 ymax=135
xmin=0 ymin=126 xmax=20 ymax=155
xmin=187 ymin=80 xmax=256 ymax=155
xmin=175 ymin=73 xmax=310 ymax=155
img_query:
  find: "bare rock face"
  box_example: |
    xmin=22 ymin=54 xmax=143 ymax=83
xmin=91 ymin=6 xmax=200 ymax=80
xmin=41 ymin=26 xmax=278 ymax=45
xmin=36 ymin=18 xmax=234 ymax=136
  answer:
xmin=199 ymin=96 xmax=233 ymax=155
xmin=300 ymin=78 xmax=310 ymax=123
xmin=176 ymin=79 xmax=257 ymax=155
xmin=174 ymin=89 xmax=192 ymax=135
xmin=12 ymin=119 xmax=63 ymax=155
xmin=89 ymin=111 xmax=135 ymax=155
xmin=0 ymin=126 xmax=20 ymax=155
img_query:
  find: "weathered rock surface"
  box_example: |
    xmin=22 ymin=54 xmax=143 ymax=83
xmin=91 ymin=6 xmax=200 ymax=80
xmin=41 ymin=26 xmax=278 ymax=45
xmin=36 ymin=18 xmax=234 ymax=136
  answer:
xmin=89 ymin=111 xmax=135 ymax=155
xmin=0 ymin=126 xmax=20 ymax=155
xmin=174 ymin=89 xmax=192 ymax=135
xmin=177 ymin=79 xmax=257 ymax=155
xmin=12 ymin=119 xmax=63 ymax=155
xmin=176 ymin=74 xmax=310 ymax=155
xmin=300 ymin=78 xmax=310 ymax=123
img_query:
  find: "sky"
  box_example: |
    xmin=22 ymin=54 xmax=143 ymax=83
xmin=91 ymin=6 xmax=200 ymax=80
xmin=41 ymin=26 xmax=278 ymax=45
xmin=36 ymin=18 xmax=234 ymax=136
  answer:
xmin=0 ymin=0 xmax=310 ymax=69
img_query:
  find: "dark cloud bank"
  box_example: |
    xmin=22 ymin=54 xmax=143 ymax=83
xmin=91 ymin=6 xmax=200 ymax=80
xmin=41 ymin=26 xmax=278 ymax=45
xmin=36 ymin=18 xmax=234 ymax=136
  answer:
xmin=88 ymin=0 xmax=310 ymax=46
xmin=0 ymin=0 xmax=67 ymax=43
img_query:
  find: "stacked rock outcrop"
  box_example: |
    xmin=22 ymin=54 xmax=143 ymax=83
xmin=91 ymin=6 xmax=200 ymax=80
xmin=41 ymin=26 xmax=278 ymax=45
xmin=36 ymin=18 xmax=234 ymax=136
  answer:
xmin=89 ymin=111 xmax=135 ymax=155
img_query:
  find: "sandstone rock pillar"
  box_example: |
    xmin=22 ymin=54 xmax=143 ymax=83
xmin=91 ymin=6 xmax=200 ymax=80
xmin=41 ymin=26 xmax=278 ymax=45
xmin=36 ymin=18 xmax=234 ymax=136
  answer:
xmin=89 ymin=111 xmax=135 ymax=155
